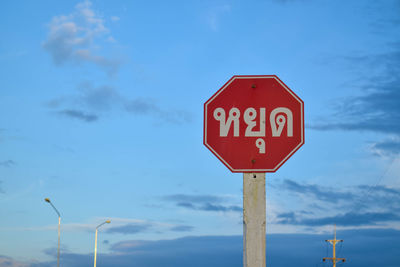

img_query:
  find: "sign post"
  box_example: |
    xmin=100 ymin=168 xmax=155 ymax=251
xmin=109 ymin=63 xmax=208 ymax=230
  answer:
xmin=243 ymin=173 xmax=266 ymax=267
xmin=204 ymin=75 xmax=304 ymax=267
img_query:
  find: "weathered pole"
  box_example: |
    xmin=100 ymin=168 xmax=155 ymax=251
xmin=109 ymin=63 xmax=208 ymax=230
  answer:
xmin=243 ymin=173 xmax=266 ymax=267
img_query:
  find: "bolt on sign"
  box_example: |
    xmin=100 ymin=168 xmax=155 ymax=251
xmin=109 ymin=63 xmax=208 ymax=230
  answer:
xmin=204 ymin=75 xmax=304 ymax=172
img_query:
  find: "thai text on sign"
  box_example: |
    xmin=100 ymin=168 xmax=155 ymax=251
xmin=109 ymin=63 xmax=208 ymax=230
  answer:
xmin=213 ymin=107 xmax=293 ymax=154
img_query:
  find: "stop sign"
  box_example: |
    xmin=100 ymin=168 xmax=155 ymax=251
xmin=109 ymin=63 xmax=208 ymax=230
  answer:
xmin=204 ymin=75 xmax=304 ymax=173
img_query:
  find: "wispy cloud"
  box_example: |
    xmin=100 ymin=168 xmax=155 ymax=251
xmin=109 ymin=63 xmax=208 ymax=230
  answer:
xmin=170 ymin=225 xmax=194 ymax=232
xmin=46 ymin=83 xmax=123 ymax=112
xmin=79 ymin=217 xmax=195 ymax=235
xmin=106 ymin=223 xmax=150 ymax=234
xmin=272 ymin=179 xmax=400 ymax=227
xmin=109 ymin=235 xmax=243 ymax=256
xmin=163 ymin=194 xmax=223 ymax=203
xmin=309 ymin=73 xmax=400 ymax=135
xmin=6 ymin=222 xmax=100 ymax=233
xmin=124 ymin=98 xmax=193 ymax=125
xmin=46 ymin=82 xmax=192 ymax=124
xmin=371 ymin=138 xmax=400 ymax=156
xmin=276 ymin=211 xmax=400 ymax=226
xmin=43 ymin=1 xmax=192 ymax=125
xmin=42 ymin=0 xmax=120 ymax=75
xmin=278 ymin=179 xmax=354 ymax=203
xmin=0 ymin=160 xmax=15 ymax=167
xmin=310 ymin=34 xmax=400 ymax=156
xmin=105 ymin=221 xmax=194 ymax=235
xmin=57 ymin=109 xmax=98 ymax=122
xmin=4 ymin=217 xmax=192 ymax=236
xmin=0 ymin=255 xmax=28 ymax=267
xmin=358 ymin=184 xmax=400 ymax=197
xmin=308 ymin=1 xmax=400 ymax=157
xmin=277 ymin=179 xmax=400 ymax=209
xmin=163 ymin=194 xmax=241 ymax=213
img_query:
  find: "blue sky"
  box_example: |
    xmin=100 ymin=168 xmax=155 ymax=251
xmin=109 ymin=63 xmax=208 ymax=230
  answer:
xmin=0 ymin=0 xmax=399 ymax=266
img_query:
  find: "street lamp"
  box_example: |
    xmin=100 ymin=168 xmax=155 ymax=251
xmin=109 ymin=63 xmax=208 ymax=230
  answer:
xmin=44 ymin=198 xmax=61 ymax=267
xmin=94 ymin=220 xmax=111 ymax=267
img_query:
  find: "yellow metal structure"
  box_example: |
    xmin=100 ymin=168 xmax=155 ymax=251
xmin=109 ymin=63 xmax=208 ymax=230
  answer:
xmin=323 ymin=225 xmax=346 ymax=267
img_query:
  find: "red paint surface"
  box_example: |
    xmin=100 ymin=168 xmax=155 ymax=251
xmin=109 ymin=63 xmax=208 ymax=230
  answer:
xmin=204 ymin=75 xmax=304 ymax=173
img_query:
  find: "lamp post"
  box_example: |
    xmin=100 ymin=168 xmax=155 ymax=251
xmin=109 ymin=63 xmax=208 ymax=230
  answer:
xmin=94 ymin=220 xmax=111 ymax=267
xmin=44 ymin=198 xmax=61 ymax=267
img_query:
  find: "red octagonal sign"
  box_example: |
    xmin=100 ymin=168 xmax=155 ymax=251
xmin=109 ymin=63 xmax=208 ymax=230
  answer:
xmin=204 ymin=75 xmax=304 ymax=173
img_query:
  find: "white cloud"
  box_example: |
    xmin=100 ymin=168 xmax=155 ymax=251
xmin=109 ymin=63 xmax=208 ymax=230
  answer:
xmin=0 ymin=217 xmax=190 ymax=234
xmin=42 ymin=0 xmax=120 ymax=75
xmin=0 ymin=256 xmax=28 ymax=267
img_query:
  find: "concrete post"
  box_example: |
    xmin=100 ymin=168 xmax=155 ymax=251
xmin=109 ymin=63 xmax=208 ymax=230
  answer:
xmin=243 ymin=173 xmax=266 ymax=267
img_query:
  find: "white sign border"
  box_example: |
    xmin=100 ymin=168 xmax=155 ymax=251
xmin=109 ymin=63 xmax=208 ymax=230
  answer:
xmin=204 ymin=75 xmax=304 ymax=173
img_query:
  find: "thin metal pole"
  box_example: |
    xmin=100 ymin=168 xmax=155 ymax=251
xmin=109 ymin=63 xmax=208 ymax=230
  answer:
xmin=243 ymin=173 xmax=266 ymax=267
xmin=93 ymin=220 xmax=110 ymax=267
xmin=45 ymin=199 xmax=61 ymax=267
xmin=57 ymin=216 xmax=60 ymax=267
xmin=94 ymin=228 xmax=98 ymax=267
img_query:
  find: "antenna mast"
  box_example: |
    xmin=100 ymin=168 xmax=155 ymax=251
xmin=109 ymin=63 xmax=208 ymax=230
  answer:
xmin=323 ymin=224 xmax=346 ymax=267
